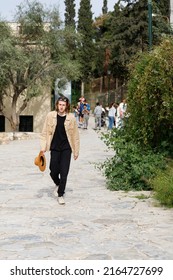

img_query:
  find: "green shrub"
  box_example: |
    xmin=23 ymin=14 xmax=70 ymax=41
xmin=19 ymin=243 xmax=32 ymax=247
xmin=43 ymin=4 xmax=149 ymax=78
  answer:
xmin=97 ymin=38 xmax=173 ymax=202
xmin=127 ymin=39 xmax=173 ymax=156
xmin=98 ymin=129 xmax=166 ymax=191
xmin=151 ymin=164 xmax=173 ymax=208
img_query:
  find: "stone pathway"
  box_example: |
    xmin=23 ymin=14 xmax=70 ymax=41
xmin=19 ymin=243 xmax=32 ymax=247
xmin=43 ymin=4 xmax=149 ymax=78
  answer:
xmin=0 ymin=117 xmax=173 ymax=260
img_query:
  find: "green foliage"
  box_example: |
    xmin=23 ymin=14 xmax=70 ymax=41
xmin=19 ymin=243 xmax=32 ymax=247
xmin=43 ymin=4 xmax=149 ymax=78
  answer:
xmin=0 ymin=0 xmax=81 ymax=130
xmin=98 ymin=129 xmax=166 ymax=191
xmin=98 ymin=0 xmax=171 ymax=82
xmin=156 ymin=0 xmax=169 ymax=16
xmin=64 ymin=0 xmax=76 ymax=28
xmin=0 ymin=23 xmax=15 ymax=96
xmin=102 ymin=0 xmax=108 ymax=14
xmin=104 ymin=0 xmax=149 ymax=81
xmin=0 ymin=21 xmax=12 ymax=39
xmin=135 ymin=194 xmax=150 ymax=200
xmin=16 ymin=0 xmax=45 ymax=40
xmin=97 ymin=37 xmax=173 ymax=208
xmin=151 ymin=162 xmax=173 ymax=208
xmin=71 ymin=81 xmax=81 ymax=104
xmin=127 ymin=39 xmax=173 ymax=155
xmin=77 ymin=0 xmax=95 ymax=81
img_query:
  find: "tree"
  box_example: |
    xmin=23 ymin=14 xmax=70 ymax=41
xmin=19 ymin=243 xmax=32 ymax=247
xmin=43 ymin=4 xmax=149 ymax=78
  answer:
xmin=107 ymin=0 xmax=148 ymax=82
xmin=99 ymin=0 xmax=171 ymax=85
xmin=102 ymin=0 xmax=108 ymax=14
xmin=64 ymin=0 xmax=81 ymax=104
xmin=156 ymin=0 xmax=169 ymax=17
xmin=64 ymin=0 xmax=76 ymax=29
xmin=64 ymin=0 xmax=77 ymax=60
xmin=77 ymin=0 xmax=94 ymax=88
xmin=127 ymin=38 xmax=173 ymax=153
xmin=98 ymin=37 xmax=173 ymax=191
xmin=92 ymin=13 xmax=112 ymax=98
xmin=0 ymin=0 xmax=80 ymax=131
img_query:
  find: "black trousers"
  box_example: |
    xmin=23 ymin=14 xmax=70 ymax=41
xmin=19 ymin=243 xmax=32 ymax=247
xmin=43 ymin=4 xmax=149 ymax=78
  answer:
xmin=50 ymin=149 xmax=71 ymax=197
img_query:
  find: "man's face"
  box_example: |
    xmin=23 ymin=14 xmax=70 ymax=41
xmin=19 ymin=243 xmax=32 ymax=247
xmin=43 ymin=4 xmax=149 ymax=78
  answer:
xmin=58 ymin=101 xmax=67 ymax=114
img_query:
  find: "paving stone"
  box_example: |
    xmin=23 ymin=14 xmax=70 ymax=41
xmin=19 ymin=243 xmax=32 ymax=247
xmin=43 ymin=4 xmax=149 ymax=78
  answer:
xmin=0 ymin=116 xmax=173 ymax=260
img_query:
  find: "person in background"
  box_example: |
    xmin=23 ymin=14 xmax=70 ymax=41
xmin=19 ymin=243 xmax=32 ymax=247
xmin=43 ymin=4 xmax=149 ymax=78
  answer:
xmin=114 ymin=103 xmax=119 ymax=127
xmin=84 ymin=99 xmax=91 ymax=112
xmin=73 ymin=105 xmax=79 ymax=124
xmin=101 ymin=106 xmax=106 ymax=128
xmin=119 ymin=99 xmax=127 ymax=118
xmin=82 ymin=104 xmax=90 ymax=129
xmin=79 ymin=95 xmax=85 ymax=103
xmin=108 ymin=102 xmax=116 ymax=130
xmin=78 ymin=99 xmax=85 ymax=128
xmin=94 ymin=102 xmax=102 ymax=130
xmin=40 ymin=96 xmax=80 ymax=205
xmin=116 ymin=99 xmax=127 ymax=128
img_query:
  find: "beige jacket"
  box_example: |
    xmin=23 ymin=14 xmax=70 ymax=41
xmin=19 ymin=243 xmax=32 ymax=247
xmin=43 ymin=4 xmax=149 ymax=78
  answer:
xmin=40 ymin=111 xmax=80 ymax=158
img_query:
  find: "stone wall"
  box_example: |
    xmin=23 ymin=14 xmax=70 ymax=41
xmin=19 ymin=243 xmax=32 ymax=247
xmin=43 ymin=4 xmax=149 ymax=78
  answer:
xmin=0 ymin=132 xmax=40 ymax=145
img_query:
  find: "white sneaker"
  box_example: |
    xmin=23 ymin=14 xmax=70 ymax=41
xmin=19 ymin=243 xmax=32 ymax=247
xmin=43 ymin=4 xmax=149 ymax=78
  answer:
xmin=58 ymin=196 xmax=65 ymax=205
xmin=54 ymin=185 xmax=58 ymax=197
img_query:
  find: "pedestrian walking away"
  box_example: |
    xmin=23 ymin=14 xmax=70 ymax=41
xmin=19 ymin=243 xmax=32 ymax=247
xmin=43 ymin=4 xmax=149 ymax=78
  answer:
xmin=94 ymin=102 xmax=102 ymax=130
xmin=78 ymin=99 xmax=85 ymax=128
xmin=40 ymin=96 xmax=80 ymax=205
xmin=108 ymin=102 xmax=116 ymax=130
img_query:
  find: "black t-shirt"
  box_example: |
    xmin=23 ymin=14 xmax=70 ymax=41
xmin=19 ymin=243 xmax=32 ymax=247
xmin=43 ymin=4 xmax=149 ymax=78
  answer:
xmin=50 ymin=114 xmax=71 ymax=151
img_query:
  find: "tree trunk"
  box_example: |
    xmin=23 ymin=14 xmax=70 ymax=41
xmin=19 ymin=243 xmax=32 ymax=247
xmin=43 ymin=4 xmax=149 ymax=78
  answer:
xmin=10 ymin=113 xmax=19 ymax=132
xmin=116 ymin=78 xmax=118 ymax=89
xmin=100 ymin=76 xmax=103 ymax=93
xmin=81 ymin=81 xmax=84 ymax=96
xmin=11 ymin=93 xmax=20 ymax=131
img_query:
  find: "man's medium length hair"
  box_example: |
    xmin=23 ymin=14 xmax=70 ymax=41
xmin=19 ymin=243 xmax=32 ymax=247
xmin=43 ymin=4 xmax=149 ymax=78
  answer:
xmin=55 ymin=96 xmax=70 ymax=113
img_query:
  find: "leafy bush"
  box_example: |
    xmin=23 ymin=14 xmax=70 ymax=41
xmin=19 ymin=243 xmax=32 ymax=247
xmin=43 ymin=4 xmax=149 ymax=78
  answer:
xmin=97 ymin=38 xmax=173 ymax=206
xmin=127 ymin=39 xmax=173 ymax=155
xmin=98 ymin=129 xmax=166 ymax=191
xmin=151 ymin=162 xmax=173 ymax=208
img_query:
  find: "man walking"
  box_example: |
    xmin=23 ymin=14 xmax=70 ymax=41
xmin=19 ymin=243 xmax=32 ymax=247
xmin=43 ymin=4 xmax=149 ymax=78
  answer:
xmin=94 ymin=102 xmax=102 ymax=130
xmin=40 ymin=96 xmax=80 ymax=205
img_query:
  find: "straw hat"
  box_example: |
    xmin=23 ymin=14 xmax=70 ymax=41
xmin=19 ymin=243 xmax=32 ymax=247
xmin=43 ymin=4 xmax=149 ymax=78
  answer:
xmin=34 ymin=152 xmax=46 ymax=172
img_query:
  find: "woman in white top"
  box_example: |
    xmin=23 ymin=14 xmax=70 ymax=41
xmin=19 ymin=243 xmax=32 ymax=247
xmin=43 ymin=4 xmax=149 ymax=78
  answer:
xmin=108 ymin=102 xmax=116 ymax=129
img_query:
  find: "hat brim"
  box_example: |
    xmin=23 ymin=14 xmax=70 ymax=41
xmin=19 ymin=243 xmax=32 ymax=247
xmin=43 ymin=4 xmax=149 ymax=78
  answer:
xmin=34 ymin=152 xmax=46 ymax=172
xmin=39 ymin=155 xmax=46 ymax=171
